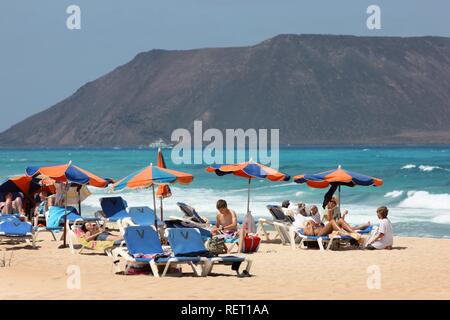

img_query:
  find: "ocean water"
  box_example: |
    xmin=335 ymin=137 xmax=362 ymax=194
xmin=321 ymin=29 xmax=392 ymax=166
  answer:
xmin=1 ymin=147 xmax=449 ymax=238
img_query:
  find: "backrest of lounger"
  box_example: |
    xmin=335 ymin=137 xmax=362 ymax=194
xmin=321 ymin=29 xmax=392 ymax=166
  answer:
xmin=164 ymin=220 xmax=212 ymax=239
xmin=99 ymin=197 xmax=128 ymax=218
xmin=124 ymin=226 xmax=163 ymax=255
xmin=128 ymin=206 xmax=157 ymax=226
xmin=166 ymin=228 xmax=207 ymax=256
xmin=176 ymin=202 xmax=206 ymax=224
xmin=0 ymin=220 xmax=32 ymax=236
xmin=266 ymin=205 xmax=287 ymax=220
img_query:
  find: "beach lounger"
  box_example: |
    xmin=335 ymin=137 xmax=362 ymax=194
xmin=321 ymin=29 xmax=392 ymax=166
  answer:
xmin=66 ymin=220 xmax=119 ymax=255
xmin=164 ymin=219 xmax=212 ymax=240
xmin=289 ymin=225 xmax=374 ymax=251
xmin=112 ymin=225 xmax=207 ymax=277
xmin=128 ymin=206 xmax=160 ymax=226
xmin=165 ymin=228 xmax=252 ymax=277
xmin=34 ymin=206 xmax=100 ymax=241
xmin=257 ymin=205 xmax=293 ymax=245
xmin=0 ymin=218 xmax=35 ymax=248
xmin=97 ymin=197 xmax=130 ymax=223
xmin=167 ymin=202 xmax=212 ymax=230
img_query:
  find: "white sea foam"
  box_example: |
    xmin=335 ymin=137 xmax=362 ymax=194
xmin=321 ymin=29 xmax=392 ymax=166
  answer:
xmin=398 ymin=191 xmax=450 ymax=210
xmin=401 ymin=164 xmax=449 ymax=172
xmin=384 ymin=190 xmax=404 ymax=198
xmin=418 ymin=165 xmax=440 ymax=172
xmin=431 ymin=215 xmax=450 ymax=224
xmin=79 ymin=186 xmax=450 ymax=227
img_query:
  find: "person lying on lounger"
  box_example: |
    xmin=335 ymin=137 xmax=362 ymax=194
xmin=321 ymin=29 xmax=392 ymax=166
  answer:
xmin=323 ymin=197 xmax=370 ymax=231
xmin=81 ymin=222 xmax=123 ymax=242
xmin=211 ymin=199 xmax=238 ymax=236
xmin=365 ymin=206 xmax=393 ymax=250
xmin=0 ymin=192 xmax=25 ymax=215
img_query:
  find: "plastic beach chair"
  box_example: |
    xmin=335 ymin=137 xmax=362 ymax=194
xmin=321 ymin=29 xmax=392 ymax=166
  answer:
xmin=66 ymin=220 xmax=119 ymax=255
xmin=167 ymin=202 xmax=211 ymax=230
xmin=289 ymin=225 xmax=373 ymax=251
xmin=98 ymin=197 xmax=130 ymax=222
xmin=165 ymin=228 xmax=252 ymax=277
xmin=128 ymin=206 xmax=159 ymax=226
xmin=34 ymin=206 xmax=99 ymax=241
xmin=257 ymin=205 xmax=293 ymax=244
xmin=0 ymin=218 xmax=35 ymax=248
xmin=112 ymin=226 xmax=207 ymax=277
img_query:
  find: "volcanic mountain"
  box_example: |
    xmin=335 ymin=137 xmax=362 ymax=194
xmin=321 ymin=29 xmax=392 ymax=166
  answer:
xmin=1 ymin=34 xmax=450 ymax=146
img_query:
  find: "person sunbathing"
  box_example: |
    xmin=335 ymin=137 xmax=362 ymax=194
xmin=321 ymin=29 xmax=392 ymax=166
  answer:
xmin=81 ymin=222 xmax=123 ymax=242
xmin=211 ymin=199 xmax=238 ymax=236
xmin=0 ymin=192 xmax=25 ymax=215
xmin=323 ymin=197 xmax=370 ymax=231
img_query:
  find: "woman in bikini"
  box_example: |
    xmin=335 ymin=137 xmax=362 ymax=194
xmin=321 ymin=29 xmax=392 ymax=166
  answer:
xmin=81 ymin=222 xmax=123 ymax=242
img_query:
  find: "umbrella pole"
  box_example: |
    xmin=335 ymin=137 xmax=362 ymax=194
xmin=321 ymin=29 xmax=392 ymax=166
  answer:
xmin=160 ymin=197 xmax=163 ymax=222
xmin=60 ymin=184 xmax=68 ymax=249
xmin=338 ymin=185 xmax=341 ymax=212
xmin=78 ymin=187 xmax=82 ymax=216
xmin=247 ymin=178 xmax=251 ymax=214
xmin=152 ymin=184 xmax=157 ymax=229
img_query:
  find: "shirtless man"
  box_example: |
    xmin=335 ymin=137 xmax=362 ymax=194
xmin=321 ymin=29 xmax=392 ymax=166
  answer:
xmin=211 ymin=199 xmax=238 ymax=236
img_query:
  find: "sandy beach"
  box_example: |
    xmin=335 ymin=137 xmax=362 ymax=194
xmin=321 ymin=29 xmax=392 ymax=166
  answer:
xmin=1 ymin=232 xmax=449 ymax=300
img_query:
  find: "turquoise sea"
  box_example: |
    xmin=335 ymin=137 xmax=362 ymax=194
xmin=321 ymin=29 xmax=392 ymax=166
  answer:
xmin=1 ymin=147 xmax=450 ymax=238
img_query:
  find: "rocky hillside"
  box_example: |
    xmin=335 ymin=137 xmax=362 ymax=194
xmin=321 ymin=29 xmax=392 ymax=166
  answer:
xmin=1 ymin=34 xmax=450 ymax=146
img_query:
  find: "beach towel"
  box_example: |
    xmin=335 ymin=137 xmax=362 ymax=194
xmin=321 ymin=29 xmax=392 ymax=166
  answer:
xmin=47 ymin=206 xmax=79 ymax=228
xmin=243 ymin=211 xmax=257 ymax=234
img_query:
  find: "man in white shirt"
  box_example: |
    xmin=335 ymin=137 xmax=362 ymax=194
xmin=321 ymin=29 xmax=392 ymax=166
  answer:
xmin=366 ymin=206 xmax=393 ymax=250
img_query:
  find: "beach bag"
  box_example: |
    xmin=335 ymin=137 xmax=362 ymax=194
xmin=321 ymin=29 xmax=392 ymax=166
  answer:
xmin=205 ymin=236 xmax=227 ymax=255
xmin=241 ymin=235 xmax=261 ymax=253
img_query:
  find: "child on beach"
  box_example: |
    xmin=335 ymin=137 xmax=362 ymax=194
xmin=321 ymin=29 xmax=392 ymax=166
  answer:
xmin=211 ymin=199 xmax=238 ymax=236
xmin=366 ymin=206 xmax=393 ymax=250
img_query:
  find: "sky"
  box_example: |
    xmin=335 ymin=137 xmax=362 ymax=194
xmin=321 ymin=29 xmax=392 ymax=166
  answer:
xmin=0 ymin=0 xmax=449 ymax=132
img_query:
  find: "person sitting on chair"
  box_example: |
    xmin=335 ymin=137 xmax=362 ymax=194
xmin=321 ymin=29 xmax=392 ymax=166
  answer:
xmin=211 ymin=199 xmax=238 ymax=236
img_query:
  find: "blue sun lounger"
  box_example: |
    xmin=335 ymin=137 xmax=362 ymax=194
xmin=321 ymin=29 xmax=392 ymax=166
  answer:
xmin=112 ymin=225 xmax=208 ymax=277
xmin=128 ymin=206 xmax=160 ymax=226
xmin=166 ymin=228 xmax=252 ymax=277
xmin=98 ymin=197 xmax=130 ymax=222
xmin=291 ymin=225 xmax=373 ymax=251
xmin=0 ymin=218 xmax=35 ymax=247
xmin=34 ymin=206 xmax=97 ymax=241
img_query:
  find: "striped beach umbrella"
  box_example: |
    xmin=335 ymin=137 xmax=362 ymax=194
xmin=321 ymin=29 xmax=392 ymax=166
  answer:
xmin=206 ymin=160 xmax=290 ymax=214
xmin=294 ymin=165 xmax=383 ymax=208
xmin=26 ymin=161 xmax=110 ymax=188
xmin=0 ymin=175 xmax=48 ymax=196
xmin=112 ymin=162 xmax=193 ymax=226
xmin=26 ymin=161 xmax=111 ymax=247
